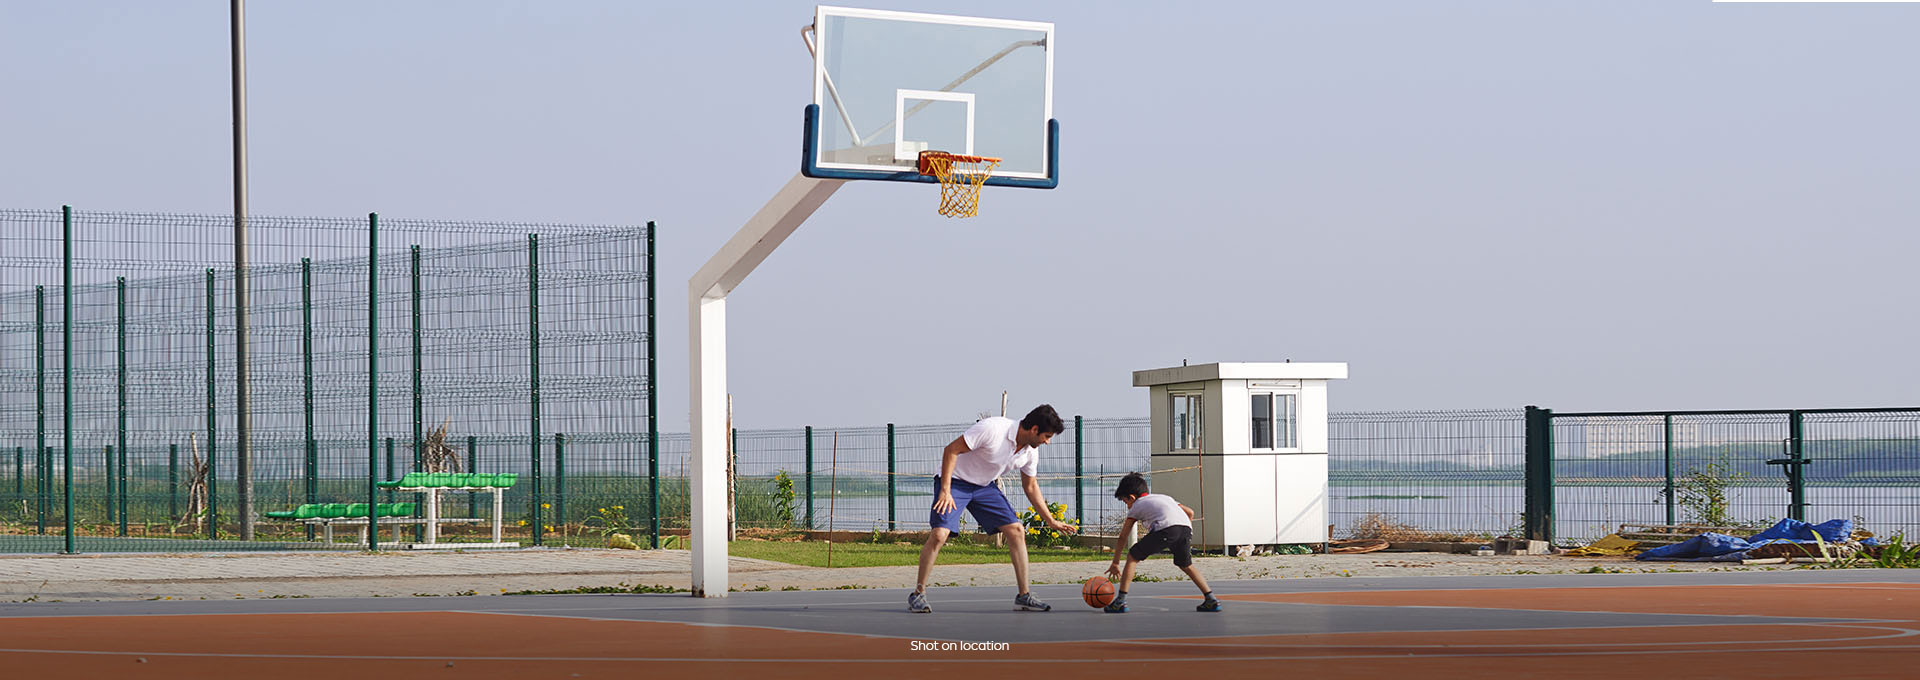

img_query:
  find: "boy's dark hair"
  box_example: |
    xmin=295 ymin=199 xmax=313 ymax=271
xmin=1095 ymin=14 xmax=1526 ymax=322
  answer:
xmin=1019 ymin=404 xmax=1066 ymax=435
xmin=1113 ymin=472 xmax=1149 ymax=500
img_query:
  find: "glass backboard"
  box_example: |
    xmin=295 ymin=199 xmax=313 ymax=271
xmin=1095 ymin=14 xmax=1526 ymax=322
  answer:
xmin=803 ymin=6 xmax=1056 ymax=188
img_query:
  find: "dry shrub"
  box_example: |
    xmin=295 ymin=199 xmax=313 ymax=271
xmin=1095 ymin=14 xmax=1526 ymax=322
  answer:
xmin=1346 ymin=513 xmax=1477 ymax=542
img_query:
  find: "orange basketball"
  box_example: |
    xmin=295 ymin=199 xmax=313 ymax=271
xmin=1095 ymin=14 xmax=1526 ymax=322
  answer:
xmin=1082 ymin=575 xmax=1116 ymax=608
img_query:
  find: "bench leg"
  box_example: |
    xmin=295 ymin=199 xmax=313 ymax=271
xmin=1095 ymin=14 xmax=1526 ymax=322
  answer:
xmin=425 ymin=488 xmax=440 ymax=544
xmin=492 ymin=489 xmax=504 ymax=544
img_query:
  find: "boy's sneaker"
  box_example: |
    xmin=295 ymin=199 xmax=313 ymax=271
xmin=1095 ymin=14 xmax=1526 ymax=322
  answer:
xmin=1014 ymin=592 xmax=1052 ymax=611
xmin=1196 ymin=598 xmax=1223 ymax=613
xmin=908 ymin=591 xmax=932 ymax=614
xmin=1103 ymin=599 xmax=1129 ymax=614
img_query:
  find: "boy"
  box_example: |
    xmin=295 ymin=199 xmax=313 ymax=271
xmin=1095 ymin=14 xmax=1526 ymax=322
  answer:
xmin=909 ymin=404 xmax=1076 ymax=614
xmin=1102 ymin=472 xmax=1221 ymax=613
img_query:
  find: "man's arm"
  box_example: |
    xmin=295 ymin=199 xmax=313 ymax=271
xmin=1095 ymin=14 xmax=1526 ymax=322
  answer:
xmin=932 ymin=436 xmax=966 ymax=515
xmin=1179 ymin=503 xmax=1195 ymax=520
xmin=1019 ymin=473 xmax=1077 ymax=534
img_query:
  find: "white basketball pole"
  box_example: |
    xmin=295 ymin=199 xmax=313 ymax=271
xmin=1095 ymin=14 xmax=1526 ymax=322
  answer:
xmin=689 ymin=173 xmax=843 ymax=597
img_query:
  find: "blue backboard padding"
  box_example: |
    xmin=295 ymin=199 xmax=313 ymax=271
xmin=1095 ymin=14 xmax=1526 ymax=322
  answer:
xmin=801 ymin=104 xmax=1058 ymax=189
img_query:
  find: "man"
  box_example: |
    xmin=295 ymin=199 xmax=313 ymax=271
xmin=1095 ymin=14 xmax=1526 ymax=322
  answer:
xmin=909 ymin=404 xmax=1076 ymax=613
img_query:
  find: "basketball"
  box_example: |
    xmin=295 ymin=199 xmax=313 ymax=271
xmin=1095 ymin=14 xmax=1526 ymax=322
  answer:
xmin=1082 ymin=575 xmax=1117 ymax=608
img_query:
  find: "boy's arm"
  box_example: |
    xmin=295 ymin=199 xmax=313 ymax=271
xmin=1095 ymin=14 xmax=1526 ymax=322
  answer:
xmin=1019 ymin=473 xmax=1077 ymax=534
xmin=1106 ymin=518 xmax=1136 ymax=576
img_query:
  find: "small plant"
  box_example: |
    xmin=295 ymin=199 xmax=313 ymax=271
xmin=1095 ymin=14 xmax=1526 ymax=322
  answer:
xmin=1657 ymin=453 xmax=1751 ymax=528
xmin=772 ymin=469 xmax=797 ymax=529
xmin=1018 ymin=501 xmax=1080 ymax=549
xmin=582 ymin=505 xmax=634 ymax=539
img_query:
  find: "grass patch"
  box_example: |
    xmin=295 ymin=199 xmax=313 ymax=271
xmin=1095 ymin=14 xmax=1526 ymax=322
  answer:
xmin=727 ymin=539 xmax=1110 ymax=568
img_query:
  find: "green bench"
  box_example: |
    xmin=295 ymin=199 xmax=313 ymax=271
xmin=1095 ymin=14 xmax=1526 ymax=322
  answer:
xmin=269 ymin=472 xmax=520 ymax=548
xmin=376 ymin=472 xmax=519 ymax=490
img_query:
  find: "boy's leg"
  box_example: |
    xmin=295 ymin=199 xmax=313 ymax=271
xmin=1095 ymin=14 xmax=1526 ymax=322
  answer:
xmin=1104 ymin=557 xmax=1140 ymax=613
xmin=1177 ymin=563 xmax=1212 ymax=594
xmin=1169 ymin=527 xmax=1220 ymax=612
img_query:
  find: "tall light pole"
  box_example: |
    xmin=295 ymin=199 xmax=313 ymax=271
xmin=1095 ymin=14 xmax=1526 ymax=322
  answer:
xmin=231 ymin=0 xmax=254 ymax=540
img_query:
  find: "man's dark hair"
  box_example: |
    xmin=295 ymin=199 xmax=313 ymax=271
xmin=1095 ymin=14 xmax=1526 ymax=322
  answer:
xmin=1019 ymin=404 xmax=1065 ymax=436
xmin=1113 ymin=472 xmax=1149 ymax=500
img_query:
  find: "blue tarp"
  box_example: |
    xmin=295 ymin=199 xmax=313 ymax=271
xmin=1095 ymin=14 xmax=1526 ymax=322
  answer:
xmin=1634 ymin=518 xmax=1855 ymax=562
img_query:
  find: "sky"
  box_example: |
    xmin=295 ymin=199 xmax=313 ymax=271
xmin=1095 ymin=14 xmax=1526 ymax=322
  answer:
xmin=3 ymin=1 xmax=1917 ymax=430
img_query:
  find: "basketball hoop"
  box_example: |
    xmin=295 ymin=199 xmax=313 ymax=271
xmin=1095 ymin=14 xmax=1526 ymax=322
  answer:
xmin=917 ymin=150 xmax=1001 ymax=218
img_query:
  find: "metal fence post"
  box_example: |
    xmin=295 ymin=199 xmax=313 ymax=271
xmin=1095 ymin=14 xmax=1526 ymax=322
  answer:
xmin=410 ymin=244 xmax=424 ymax=542
xmin=385 ymin=437 xmax=395 ymax=503
xmin=1074 ymin=415 xmax=1084 ymax=525
xmin=117 ymin=445 xmax=128 ymax=536
xmin=204 ymin=267 xmax=217 ymax=541
xmin=116 ymin=276 xmax=127 ymax=533
xmin=12 ymin=447 xmax=19 ymax=497
xmin=886 ymin=423 xmax=896 ymax=530
xmin=645 ymin=221 xmax=660 ymax=549
xmin=528 ymin=233 xmax=542 ymax=546
xmin=105 ymin=445 xmax=116 ymax=525
xmin=168 ymin=443 xmax=178 ymax=523
xmin=1523 ymin=405 xmax=1554 ymax=544
xmin=63 ymin=205 xmax=75 ymax=553
xmin=1663 ymin=414 xmax=1675 ymax=527
xmin=467 ymin=435 xmax=478 ymax=519
xmin=366 ymin=212 xmax=380 ymax=552
xmin=35 ymin=286 xmax=45 ymax=535
xmin=1788 ymin=410 xmax=1806 ymax=522
xmin=804 ymin=426 xmax=814 ymax=530
xmin=301 ymin=258 xmax=316 ymax=541
xmin=555 ymin=433 xmax=566 ymax=534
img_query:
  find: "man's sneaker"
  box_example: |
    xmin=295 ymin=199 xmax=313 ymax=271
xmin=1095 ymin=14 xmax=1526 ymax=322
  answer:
xmin=1196 ymin=598 xmax=1223 ymax=613
xmin=908 ymin=591 xmax=932 ymax=614
xmin=1103 ymin=599 xmax=1129 ymax=614
xmin=1014 ymin=592 xmax=1051 ymax=611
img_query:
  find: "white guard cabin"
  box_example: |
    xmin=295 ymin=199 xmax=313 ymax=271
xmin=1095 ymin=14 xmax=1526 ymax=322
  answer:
xmin=1132 ymin=362 xmax=1348 ymax=551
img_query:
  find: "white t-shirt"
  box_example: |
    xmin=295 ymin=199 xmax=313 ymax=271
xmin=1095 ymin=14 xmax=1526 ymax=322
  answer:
xmin=949 ymin=416 xmax=1039 ymax=486
xmin=1127 ymin=493 xmax=1192 ymax=534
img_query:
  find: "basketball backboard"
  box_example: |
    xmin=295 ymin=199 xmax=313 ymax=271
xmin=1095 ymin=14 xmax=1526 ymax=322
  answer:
xmin=802 ymin=6 xmax=1057 ymax=188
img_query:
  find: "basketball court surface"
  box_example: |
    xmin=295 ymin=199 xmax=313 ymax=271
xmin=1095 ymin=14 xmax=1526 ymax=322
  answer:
xmin=4 ymin=569 xmax=1917 ymax=678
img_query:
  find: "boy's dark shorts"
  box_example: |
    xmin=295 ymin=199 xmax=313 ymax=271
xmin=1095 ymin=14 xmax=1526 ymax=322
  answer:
xmin=1128 ymin=525 xmax=1193 ymax=567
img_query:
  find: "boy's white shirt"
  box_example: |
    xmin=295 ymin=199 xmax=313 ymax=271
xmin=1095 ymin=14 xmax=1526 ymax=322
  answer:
xmin=1126 ymin=493 xmax=1192 ymax=534
xmin=951 ymin=416 xmax=1038 ymax=487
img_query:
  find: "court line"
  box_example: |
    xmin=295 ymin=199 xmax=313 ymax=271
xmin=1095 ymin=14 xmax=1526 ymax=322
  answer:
xmin=1106 ymin=621 xmax=1920 ymax=649
xmin=4 ymin=641 xmax=1920 ymax=663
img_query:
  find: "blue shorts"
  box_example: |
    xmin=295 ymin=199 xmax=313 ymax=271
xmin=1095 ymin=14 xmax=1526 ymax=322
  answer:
xmin=930 ymin=477 xmax=1020 ymax=534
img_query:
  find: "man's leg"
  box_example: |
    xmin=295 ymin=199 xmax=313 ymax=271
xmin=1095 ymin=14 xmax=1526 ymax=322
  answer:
xmin=999 ymin=523 xmax=1030 ymax=594
xmin=915 ymin=527 xmax=951 ymax=593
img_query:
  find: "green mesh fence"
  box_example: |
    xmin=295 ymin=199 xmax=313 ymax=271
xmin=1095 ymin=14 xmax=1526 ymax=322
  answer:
xmin=1548 ymin=409 xmax=1920 ymax=545
xmin=0 ymin=208 xmax=654 ymax=553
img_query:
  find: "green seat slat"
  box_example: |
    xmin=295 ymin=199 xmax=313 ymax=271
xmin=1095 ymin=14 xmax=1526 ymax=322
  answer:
xmin=297 ymin=504 xmax=329 ymax=519
xmin=466 ymin=473 xmax=494 ymax=487
xmin=346 ymin=503 xmax=370 ymax=518
xmin=449 ymin=473 xmax=475 ymax=488
xmin=427 ymin=472 xmax=454 ymax=487
xmin=395 ymin=502 xmax=416 ymax=515
xmin=324 ymin=503 xmax=350 ymax=518
xmin=264 ymin=510 xmax=297 ymax=519
xmin=490 ymin=473 xmax=518 ymax=488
